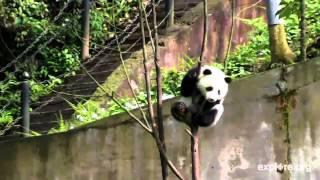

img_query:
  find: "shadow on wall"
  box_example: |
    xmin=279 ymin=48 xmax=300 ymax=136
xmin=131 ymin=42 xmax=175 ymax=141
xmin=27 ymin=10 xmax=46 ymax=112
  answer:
xmin=0 ymin=58 xmax=320 ymax=179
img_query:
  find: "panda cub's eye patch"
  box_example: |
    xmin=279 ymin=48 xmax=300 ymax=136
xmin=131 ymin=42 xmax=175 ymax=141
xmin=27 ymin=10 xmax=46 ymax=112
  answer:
xmin=203 ymin=69 xmax=212 ymax=75
xmin=206 ymin=87 xmax=213 ymax=91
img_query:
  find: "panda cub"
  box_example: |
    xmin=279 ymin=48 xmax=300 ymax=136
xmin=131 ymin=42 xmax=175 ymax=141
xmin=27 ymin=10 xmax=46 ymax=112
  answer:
xmin=171 ymin=65 xmax=231 ymax=127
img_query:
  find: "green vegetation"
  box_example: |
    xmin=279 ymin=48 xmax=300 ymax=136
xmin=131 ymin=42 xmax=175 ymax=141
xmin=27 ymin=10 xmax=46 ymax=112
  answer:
xmin=279 ymin=0 xmax=320 ymax=54
xmin=64 ymin=7 xmax=320 ymax=131
xmin=63 ymin=18 xmax=270 ymax=130
xmin=0 ymin=0 xmax=138 ymax=128
xmin=224 ymin=18 xmax=270 ymax=78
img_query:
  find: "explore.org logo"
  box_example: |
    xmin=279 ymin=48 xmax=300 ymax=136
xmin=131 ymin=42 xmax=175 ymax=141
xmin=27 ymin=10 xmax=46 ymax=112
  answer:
xmin=257 ymin=163 xmax=312 ymax=172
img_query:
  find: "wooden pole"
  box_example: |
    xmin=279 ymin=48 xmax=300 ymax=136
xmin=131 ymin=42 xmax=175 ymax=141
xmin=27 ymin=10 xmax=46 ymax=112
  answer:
xmin=300 ymin=0 xmax=306 ymax=61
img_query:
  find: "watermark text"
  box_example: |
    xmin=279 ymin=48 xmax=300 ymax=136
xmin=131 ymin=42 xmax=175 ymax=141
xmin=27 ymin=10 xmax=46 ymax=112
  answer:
xmin=257 ymin=163 xmax=312 ymax=172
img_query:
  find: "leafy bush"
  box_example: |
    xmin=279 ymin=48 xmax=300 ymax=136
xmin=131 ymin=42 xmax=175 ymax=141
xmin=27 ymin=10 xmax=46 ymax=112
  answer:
xmin=162 ymin=70 xmax=185 ymax=96
xmin=90 ymin=0 xmax=138 ymax=47
xmin=279 ymin=0 xmax=320 ymax=52
xmin=0 ymin=76 xmax=20 ymax=126
xmin=224 ymin=18 xmax=270 ymax=78
xmin=0 ymin=0 xmax=139 ymax=131
xmin=61 ymin=69 xmax=182 ymax=129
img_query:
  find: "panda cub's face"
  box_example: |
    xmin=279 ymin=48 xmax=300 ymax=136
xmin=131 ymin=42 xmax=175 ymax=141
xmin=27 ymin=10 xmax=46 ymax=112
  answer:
xmin=196 ymin=65 xmax=231 ymax=103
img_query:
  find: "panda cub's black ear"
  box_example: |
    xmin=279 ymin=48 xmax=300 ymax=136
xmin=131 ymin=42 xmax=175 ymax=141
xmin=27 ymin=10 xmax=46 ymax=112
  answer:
xmin=203 ymin=69 xmax=212 ymax=75
xmin=224 ymin=76 xmax=232 ymax=84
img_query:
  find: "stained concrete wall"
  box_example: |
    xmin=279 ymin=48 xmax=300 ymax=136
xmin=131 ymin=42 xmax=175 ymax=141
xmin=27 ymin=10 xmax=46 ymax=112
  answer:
xmin=160 ymin=0 xmax=266 ymax=67
xmin=1 ymin=58 xmax=320 ymax=180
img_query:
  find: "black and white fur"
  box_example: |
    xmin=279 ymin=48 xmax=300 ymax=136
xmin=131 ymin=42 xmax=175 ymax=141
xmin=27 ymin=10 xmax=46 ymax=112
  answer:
xmin=171 ymin=65 xmax=231 ymax=127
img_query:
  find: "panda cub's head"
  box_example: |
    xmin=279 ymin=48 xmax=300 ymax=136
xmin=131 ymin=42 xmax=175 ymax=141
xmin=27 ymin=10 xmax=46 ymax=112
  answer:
xmin=197 ymin=65 xmax=231 ymax=103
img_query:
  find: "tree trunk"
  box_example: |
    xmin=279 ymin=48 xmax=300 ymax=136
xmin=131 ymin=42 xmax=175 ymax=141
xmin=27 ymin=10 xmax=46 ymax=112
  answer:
xmin=300 ymin=0 xmax=306 ymax=61
xmin=81 ymin=0 xmax=90 ymax=61
xmin=268 ymin=24 xmax=296 ymax=64
xmin=266 ymin=0 xmax=296 ymax=65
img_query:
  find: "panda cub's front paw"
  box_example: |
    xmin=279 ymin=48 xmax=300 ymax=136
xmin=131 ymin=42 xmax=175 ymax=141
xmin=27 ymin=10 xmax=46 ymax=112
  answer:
xmin=211 ymin=104 xmax=224 ymax=127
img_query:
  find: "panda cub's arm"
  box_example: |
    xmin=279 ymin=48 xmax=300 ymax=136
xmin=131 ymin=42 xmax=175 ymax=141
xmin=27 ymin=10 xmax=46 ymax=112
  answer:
xmin=194 ymin=102 xmax=224 ymax=127
xmin=212 ymin=104 xmax=224 ymax=126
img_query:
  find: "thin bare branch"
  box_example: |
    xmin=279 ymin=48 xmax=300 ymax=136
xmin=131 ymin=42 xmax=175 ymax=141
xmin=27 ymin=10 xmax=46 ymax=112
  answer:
xmin=138 ymin=0 xmax=156 ymax=129
xmin=80 ymin=64 xmax=152 ymax=133
xmin=141 ymin=3 xmax=155 ymax=52
xmin=138 ymin=1 xmax=185 ymax=179
xmin=224 ymin=0 xmax=236 ymax=73
xmin=191 ymin=0 xmax=209 ymax=179
xmin=191 ymin=125 xmax=200 ymax=180
xmin=236 ymin=0 xmax=263 ymax=17
xmin=51 ymin=89 xmax=102 ymax=98
xmin=300 ymin=0 xmax=307 ymax=61
xmin=153 ymin=131 xmax=186 ymax=180
xmin=152 ymin=0 xmax=168 ymax=179
xmin=110 ymin=93 xmax=152 ymax=133
xmin=0 ymin=29 xmax=15 ymax=58
xmin=140 ymin=1 xmax=172 ymax=54
xmin=109 ymin=0 xmax=150 ymax=129
xmin=198 ymin=0 xmax=208 ymax=74
xmin=82 ymin=64 xmax=186 ymax=179
xmin=114 ymin=29 xmax=151 ymax=130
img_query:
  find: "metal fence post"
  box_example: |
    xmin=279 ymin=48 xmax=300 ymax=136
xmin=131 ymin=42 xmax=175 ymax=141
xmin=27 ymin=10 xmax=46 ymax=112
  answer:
xmin=21 ymin=71 xmax=30 ymax=136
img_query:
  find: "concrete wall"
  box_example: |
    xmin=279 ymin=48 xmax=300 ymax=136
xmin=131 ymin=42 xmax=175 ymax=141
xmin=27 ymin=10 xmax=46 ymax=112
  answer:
xmin=1 ymin=58 xmax=320 ymax=180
